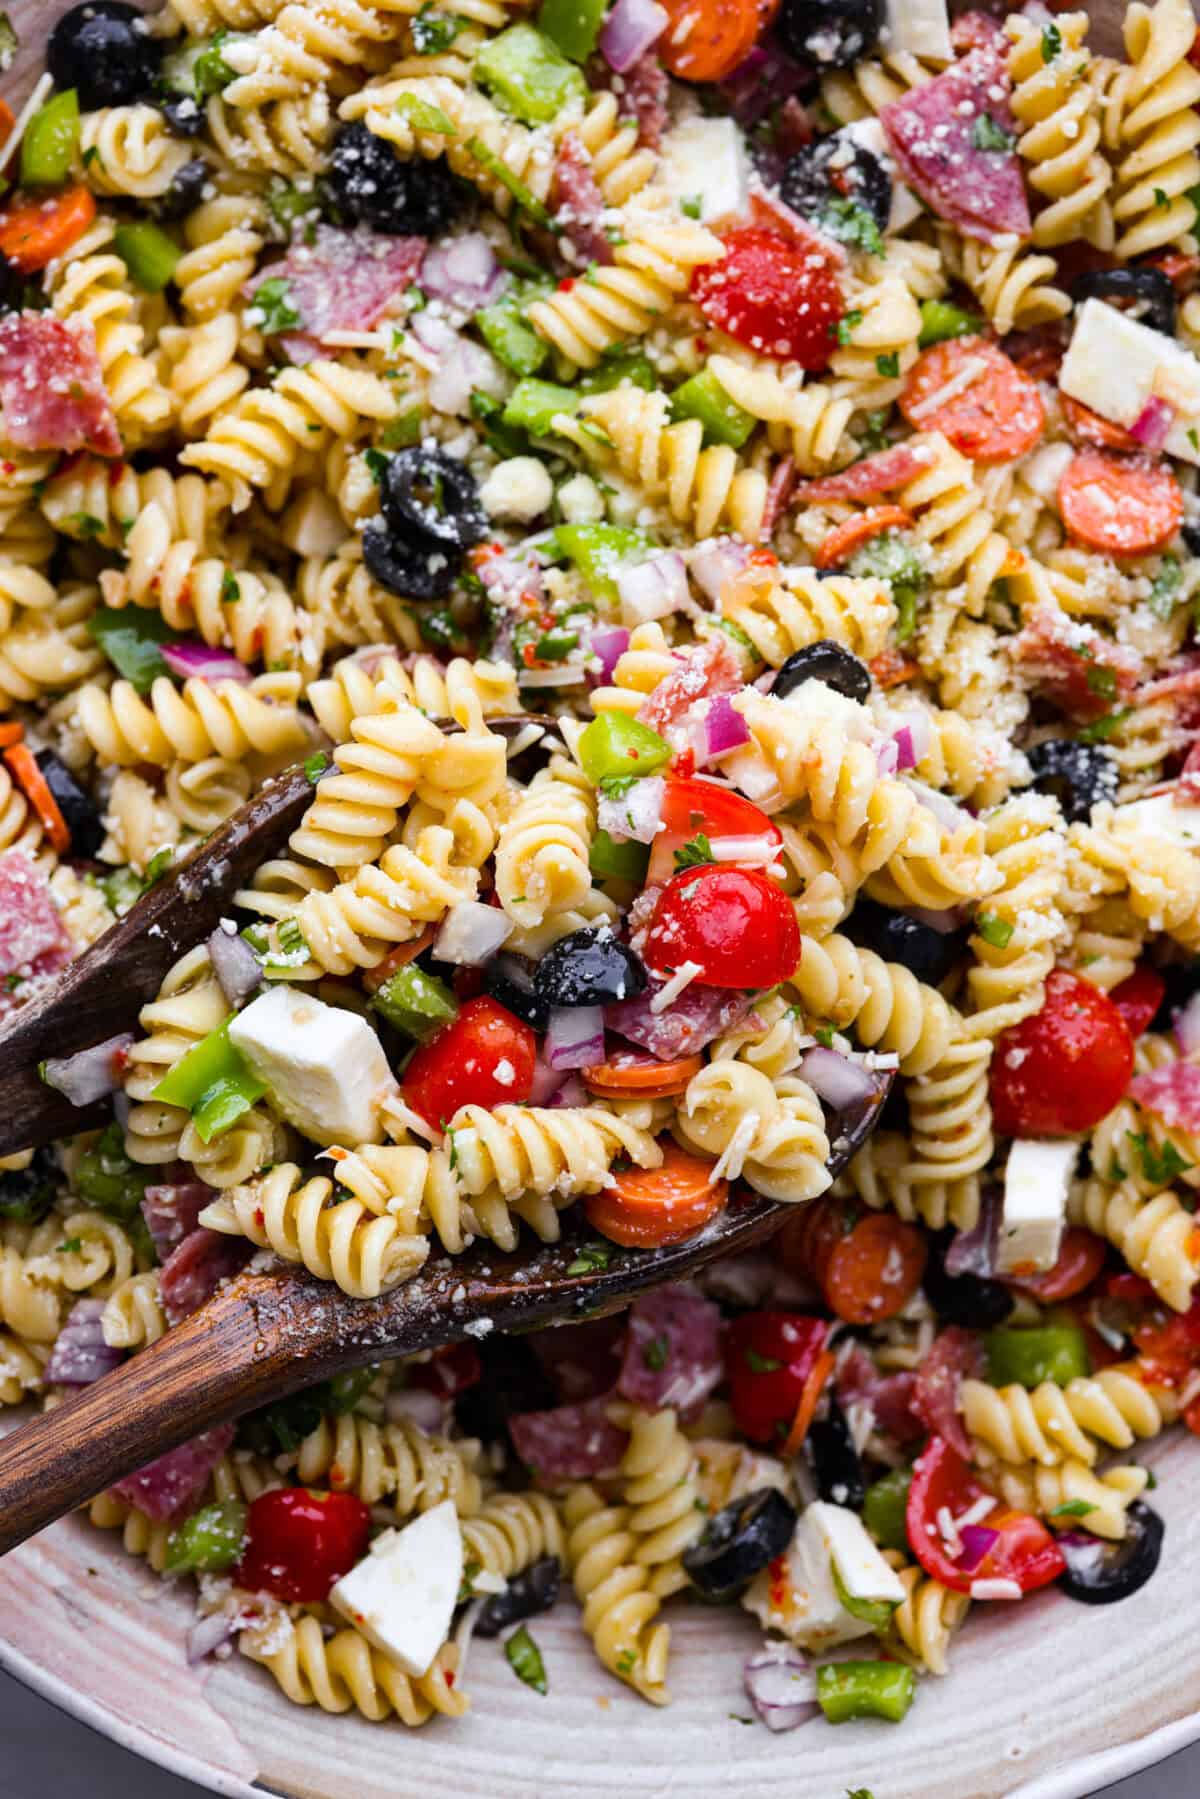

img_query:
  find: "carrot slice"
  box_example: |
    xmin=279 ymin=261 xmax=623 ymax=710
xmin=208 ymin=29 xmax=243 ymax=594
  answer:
xmin=900 ymin=338 xmax=1045 ymax=463
xmin=868 ymin=648 xmax=920 ymax=690
xmin=0 ymin=186 xmax=97 ymax=274
xmin=584 ymin=1052 xmax=704 ymax=1099
xmin=4 ymin=743 xmax=70 ymax=853
xmin=584 ymin=1141 xmax=727 ymax=1247
xmin=782 ymin=1346 xmax=836 ymax=1456
xmin=656 ymin=0 xmax=761 ymax=82
xmin=362 ymin=926 xmax=437 ymax=992
xmin=1059 ymin=449 xmax=1183 ymax=556
xmin=815 ymin=505 xmax=913 ymax=570
xmin=1061 ymin=394 xmax=1140 ymax=453
xmin=0 ymin=722 xmax=24 ymax=750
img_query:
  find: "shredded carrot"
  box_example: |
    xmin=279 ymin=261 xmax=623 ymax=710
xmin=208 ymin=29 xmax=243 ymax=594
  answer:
xmin=0 ymin=721 xmax=24 ymax=750
xmin=4 ymin=743 xmax=70 ymax=852
xmin=0 ymin=185 xmax=97 ymax=274
xmin=782 ymin=1347 xmax=836 ymax=1456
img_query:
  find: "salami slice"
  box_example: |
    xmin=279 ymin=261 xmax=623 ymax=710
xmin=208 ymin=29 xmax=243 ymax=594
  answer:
xmin=0 ymin=311 xmax=119 ymax=456
xmin=881 ymin=48 xmax=1031 ymax=243
xmin=248 ymin=225 xmax=425 ymax=365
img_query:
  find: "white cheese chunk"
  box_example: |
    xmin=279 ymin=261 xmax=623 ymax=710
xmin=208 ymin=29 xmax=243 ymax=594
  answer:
xmin=998 ymin=1139 xmax=1078 ymax=1276
xmin=881 ymin=0 xmax=951 ymax=62
xmin=1115 ymin=791 xmax=1200 ymax=849
xmin=807 ymin=1501 xmax=907 ymax=1606
xmin=655 ymin=116 xmax=749 ymax=224
xmin=1059 ymin=298 xmax=1200 ymax=467
xmin=329 ymin=1500 xmax=462 ymax=1676
xmin=227 ymin=986 xmax=392 ymax=1146
xmin=743 ymin=1505 xmax=880 ymax=1651
xmin=838 ymin=120 xmax=922 ymax=233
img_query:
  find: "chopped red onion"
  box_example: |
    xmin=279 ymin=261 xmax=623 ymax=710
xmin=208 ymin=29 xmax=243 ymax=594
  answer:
xmin=1175 ymin=990 xmax=1200 ymax=1056
xmin=876 ymin=736 xmax=901 ymax=777
xmin=546 ymin=1005 xmax=606 ymax=1069
xmin=187 ymin=1613 xmax=236 ymax=1663
xmin=434 ymin=900 xmax=513 ymax=966
xmin=413 ymin=312 xmax=502 ymax=415
xmin=617 ymin=551 xmax=689 ymax=627
xmin=599 ymin=0 xmax=667 ymax=71
xmin=718 ymin=39 xmax=814 ymax=129
xmin=944 ymin=1187 xmax=1001 ymax=1279
xmin=1129 ymin=395 xmax=1175 ymax=450
xmin=46 ymin=1299 xmax=123 ymax=1385
xmin=158 ymin=641 xmax=251 ymax=684
xmin=904 ymin=776 xmax=970 ymax=833
xmin=891 ymin=708 xmax=932 ymax=770
xmin=587 ymin=623 xmax=630 ymax=684
xmin=957 ymin=1523 xmax=999 ymax=1574
xmin=548 ymin=1073 xmax=588 ymax=1108
xmin=598 ymin=775 xmax=663 ymax=845
xmin=799 ymin=1045 xmax=880 ymax=1114
xmin=419 ymin=233 xmax=504 ymax=310
xmin=529 ymin=1049 xmax=568 ymax=1106
xmin=386 ymin=1386 xmax=451 ymax=1435
xmin=743 ymin=1643 xmax=819 ymax=1732
xmin=703 ymin=693 xmax=751 ymax=760
xmin=689 ymin=538 xmax=751 ymax=602
xmin=207 ymin=925 xmax=262 ymax=1007
xmin=475 ymin=544 xmax=544 ymax=608
xmin=42 ymin=1033 xmax=134 ymax=1107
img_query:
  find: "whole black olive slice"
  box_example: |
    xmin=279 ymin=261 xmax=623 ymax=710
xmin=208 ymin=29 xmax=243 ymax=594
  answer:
xmin=806 ymin=1397 xmax=866 ymax=1510
xmin=774 ymin=639 xmax=871 ymax=704
xmin=484 ymin=953 xmax=549 ymax=1032
xmin=475 ymin=1556 xmax=561 ymax=1636
xmin=1027 ymin=738 xmax=1118 ymax=824
xmin=362 ymin=521 xmax=459 ymax=600
xmin=844 ymin=898 xmax=968 ymax=989
xmin=776 ymin=0 xmax=883 ymax=68
xmin=683 ymin=1487 xmax=798 ymax=1600
xmin=1071 ymin=268 xmax=1176 ymax=338
xmin=329 ymin=124 xmax=468 ymax=238
xmin=48 ymin=1 xmax=162 ymax=109
xmin=922 ymin=1229 xmax=1015 ymax=1330
xmin=1056 ymin=1502 xmax=1164 ymax=1605
xmin=380 ymin=446 xmax=487 ymax=554
xmin=533 ymin=928 xmax=647 ymax=1010
xmin=780 ymin=135 xmax=891 ymax=238
xmin=33 ymin=749 xmax=103 ymax=859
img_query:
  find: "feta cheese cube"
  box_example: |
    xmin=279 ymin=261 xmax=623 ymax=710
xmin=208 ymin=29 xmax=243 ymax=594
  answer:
xmin=998 ymin=1138 xmax=1078 ymax=1276
xmin=1059 ymin=299 xmax=1200 ymax=467
xmin=807 ymin=1501 xmax=906 ymax=1606
xmin=656 ymin=117 xmax=749 ymax=224
xmin=227 ymin=986 xmax=392 ymax=1146
xmin=743 ymin=1505 xmax=879 ymax=1651
xmin=330 ymin=1500 xmax=462 ymax=1676
xmin=1116 ymin=791 xmax=1200 ymax=849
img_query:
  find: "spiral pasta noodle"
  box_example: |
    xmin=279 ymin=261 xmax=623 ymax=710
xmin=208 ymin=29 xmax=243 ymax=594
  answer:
xmin=883 ymin=1552 xmax=969 ymax=1676
xmin=77 ymin=106 xmax=194 ymax=198
xmin=294 ymin=1411 xmax=484 ymax=1514
xmin=562 ymin=1482 xmax=670 ymax=1705
xmin=460 ymin=1491 xmax=564 ymax=1581
xmin=615 ymin=1406 xmax=704 ymax=1597
xmin=494 ymin=754 xmax=594 ymax=930
xmin=787 ymin=930 xmax=957 ymax=1075
xmin=1006 ymin=13 xmax=1113 ymax=248
xmin=1103 ymin=0 xmax=1200 ymax=260
xmin=719 ymin=563 xmax=895 ymax=667
xmin=76 ymin=671 xmax=309 ymax=767
xmin=47 ymin=214 xmax=173 ymax=445
xmin=962 ymin=1367 xmax=1175 ymax=1467
xmin=674 ymin=1063 xmax=832 ymax=1202
xmin=982 ymin=1458 xmax=1149 ymax=1541
xmin=242 ymin=1616 xmax=467 ymax=1724
xmin=1068 ymin=1178 xmax=1200 ymax=1313
xmin=101 ymin=1271 xmax=167 ymax=1349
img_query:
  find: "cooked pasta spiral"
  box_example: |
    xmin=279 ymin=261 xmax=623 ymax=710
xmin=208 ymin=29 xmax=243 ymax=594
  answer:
xmin=836 ymin=1128 xmax=981 ymax=1232
xmin=100 ymin=1270 xmax=167 ymax=1349
xmin=1103 ymin=0 xmax=1200 ymax=260
xmin=1006 ymin=13 xmax=1113 ymax=248
xmin=77 ymin=105 xmax=194 ymax=197
xmin=576 ymin=387 xmax=768 ymax=542
xmin=174 ymin=192 xmax=268 ymax=321
xmin=675 ymin=1063 xmax=832 ymax=1202
xmin=47 ymin=214 xmax=173 ymax=445
xmin=962 ymin=795 xmax=1068 ymax=1042
xmin=616 ymin=1406 xmax=704 ymax=1596
xmin=719 ymin=563 xmax=895 ymax=666
xmin=962 ymin=1367 xmax=1174 ymax=1467
xmin=294 ymin=1412 xmax=484 ymax=1515
xmin=883 ymin=1552 xmax=969 ymax=1676
xmin=494 ymin=754 xmax=594 ymax=929
xmin=76 ymin=671 xmax=309 ymax=768
xmin=0 ymin=1330 xmax=47 ymax=1405
xmin=937 ymin=232 xmax=1070 ymax=339
xmin=562 ymin=1482 xmax=670 ymax=1705
xmin=0 ymin=1220 xmax=65 ymax=1342
xmin=982 ymin=1458 xmax=1149 ymax=1541
xmin=287 ymin=696 xmax=448 ymax=869
xmin=242 ymin=1617 xmax=466 ymax=1725
xmin=787 ymin=931 xmax=957 ymax=1075
xmin=1068 ymin=1178 xmax=1200 ymax=1313
xmin=460 ymin=1491 xmax=564 ymax=1581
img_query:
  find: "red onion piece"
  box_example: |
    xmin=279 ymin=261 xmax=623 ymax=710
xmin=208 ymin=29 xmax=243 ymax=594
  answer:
xmin=1174 ymin=990 xmax=1200 ymax=1056
xmin=434 ymin=899 xmax=513 ymax=966
xmin=45 ymin=1299 xmax=123 ymax=1385
xmin=703 ymin=693 xmax=751 ymax=760
xmin=549 ymin=1073 xmax=589 ymax=1108
xmin=689 ymin=537 xmax=751 ymax=602
xmin=617 ymin=550 xmax=689 ymax=626
xmin=718 ymin=39 xmax=814 ymax=129
xmin=159 ymin=642 xmax=251 ymax=684
xmin=187 ymin=1613 xmax=236 ymax=1663
xmin=799 ymin=1045 xmax=881 ymax=1114
xmin=419 ymin=233 xmax=504 ymax=310
xmin=207 ymin=925 xmax=262 ymax=1007
xmin=529 ymin=1053 xmax=568 ymax=1105
xmin=598 ymin=775 xmax=663 ymax=845
xmin=386 ymin=1386 xmax=451 ymax=1435
xmin=42 ymin=1033 xmax=134 ymax=1107
xmin=587 ymin=623 xmax=630 ymax=683
xmin=958 ymin=1523 xmax=999 ymax=1574
xmin=600 ymin=0 xmax=667 ymax=71
xmin=1129 ymin=395 xmax=1175 ymax=450
xmin=546 ymin=1005 xmax=606 ymax=1069
xmin=413 ymin=312 xmax=502 ymax=416
xmin=904 ymin=776 xmax=970 ymax=833
xmin=743 ymin=1644 xmax=819 ymax=1732
xmin=944 ymin=1187 xmax=1001 ymax=1278
xmin=876 ymin=736 xmax=901 ymax=777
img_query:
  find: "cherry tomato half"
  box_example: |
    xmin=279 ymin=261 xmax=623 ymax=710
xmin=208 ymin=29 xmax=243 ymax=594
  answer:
xmin=646 ymin=776 xmax=783 ymax=887
xmin=1133 ymin=1292 xmax=1200 ymax=1388
xmin=907 ymin=1436 xmax=1066 ymax=1596
xmin=725 ymin=1311 xmax=829 ymax=1445
xmin=401 ymin=995 xmax=536 ymax=1128
xmin=235 ymin=1487 xmax=371 ymax=1603
xmin=1006 ymin=1226 xmax=1108 ymax=1303
xmin=643 ymin=864 xmax=801 ymax=989
xmin=691 ymin=226 xmax=843 ymax=370
xmin=989 ymin=969 xmax=1134 ymax=1137
xmin=1110 ymin=964 xmax=1166 ymax=1039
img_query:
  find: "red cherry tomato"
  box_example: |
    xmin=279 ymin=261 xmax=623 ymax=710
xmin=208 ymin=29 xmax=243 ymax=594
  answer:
xmin=646 ymin=776 xmax=783 ymax=887
xmin=401 ymin=996 xmax=536 ymax=1128
xmin=409 ymin=1341 xmax=482 ymax=1398
xmin=1109 ymin=964 xmax=1166 ymax=1038
xmin=907 ymin=1437 xmax=1066 ymax=1596
xmin=643 ymin=864 xmax=801 ymax=989
xmin=1133 ymin=1293 xmax=1200 ymax=1388
xmin=690 ymin=226 xmax=843 ymax=370
xmin=1006 ymin=1227 xmax=1108 ymax=1303
xmin=725 ymin=1311 xmax=829 ymax=1445
xmin=235 ymin=1488 xmax=371 ymax=1603
xmin=989 ymin=969 xmax=1134 ymax=1137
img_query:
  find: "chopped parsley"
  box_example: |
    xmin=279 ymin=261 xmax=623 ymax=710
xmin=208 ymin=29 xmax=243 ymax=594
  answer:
xmin=1077 ymin=707 xmax=1130 ymax=743
xmin=567 ymin=1239 xmax=615 ymax=1275
xmin=1148 ymin=555 xmax=1183 ymax=620
xmin=1154 ymin=187 xmax=1171 ymax=210
xmin=393 ymin=91 xmax=457 ymax=134
xmin=680 ymin=194 xmax=702 ymax=219
xmin=1050 ymin=1499 xmax=1095 ymax=1519
xmin=304 ymin=750 xmax=330 ymax=782
xmin=673 ymin=832 xmax=716 ymax=871
xmin=641 ymin=1336 xmax=669 ymax=1372
xmin=835 ymin=308 xmax=863 ymax=347
xmin=411 ymin=3 xmax=465 ymax=53
xmin=505 ymin=1627 xmax=547 ymax=1694
xmin=251 ymin=276 xmax=301 ymax=336
xmin=220 ymin=569 xmax=240 ymax=605
xmin=1126 ymin=1131 xmax=1192 ymax=1186
xmin=823 ymin=197 xmax=883 ymax=256
xmin=814 ymin=1024 xmax=835 ymax=1049
xmin=56 ymin=1237 xmax=83 ymax=1255
xmin=1041 ymin=21 xmax=1061 ymax=60
xmin=744 ymin=1348 xmax=783 ymax=1374
xmin=875 ymin=352 xmax=901 ymax=378
xmin=972 ymin=114 xmax=1015 ymax=154
xmin=1085 ymin=663 xmax=1118 ymax=701
xmin=364 ymin=446 xmax=390 ymax=484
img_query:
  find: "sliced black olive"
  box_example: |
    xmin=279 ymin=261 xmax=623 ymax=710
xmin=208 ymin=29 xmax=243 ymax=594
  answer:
xmin=533 ymin=928 xmax=647 ymax=1010
xmin=1183 ymin=523 xmax=1200 ymax=557
xmin=33 ymin=749 xmax=104 ymax=859
xmin=329 ymin=123 xmax=468 ymax=237
xmin=1027 ymin=738 xmax=1118 ymax=825
xmin=48 ymin=2 xmax=162 ymax=110
xmin=844 ymin=898 xmax=968 ymax=988
xmin=0 ymin=1147 xmax=57 ymax=1225
xmin=1153 ymin=957 xmax=1200 ymax=1034
xmin=922 ymin=1229 xmax=1015 ymax=1329
xmin=774 ymin=639 xmax=871 ymax=705
xmin=683 ymin=1487 xmax=798 ymax=1601
xmin=1071 ymin=268 xmax=1176 ymax=338
xmin=362 ymin=521 xmax=459 ymax=600
xmin=776 ymin=0 xmax=883 ymax=67
xmin=475 ymin=1556 xmax=561 ymax=1636
xmin=805 ymin=1397 xmax=866 ymax=1510
xmin=157 ymin=96 xmax=206 ymax=138
xmin=484 ymin=952 xmax=550 ymax=1031
xmin=1057 ymin=1502 xmax=1164 ymax=1605
xmin=455 ymin=1336 xmax=557 ymax=1446
xmin=380 ymin=447 xmax=487 ymax=555
xmin=151 ymin=160 xmax=212 ymax=223
xmin=780 ymin=134 xmax=891 ymax=240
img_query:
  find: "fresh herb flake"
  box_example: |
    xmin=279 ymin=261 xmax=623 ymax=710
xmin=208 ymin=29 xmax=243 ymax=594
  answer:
xmin=505 ymin=1625 xmax=547 ymax=1694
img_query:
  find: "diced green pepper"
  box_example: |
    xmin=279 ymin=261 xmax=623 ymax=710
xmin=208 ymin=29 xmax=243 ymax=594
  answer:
xmin=371 ymin=963 xmax=458 ymax=1042
xmin=862 ymin=1467 xmax=912 ymax=1552
xmin=21 ymin=89 xmax=79 ymax=187
xmin=113 ymin=222 xmax=181 ymax=294
xmin=72 ymin=1122 xmax=150 ymax=1222
xmin=579 ymin=350 xmax=656 ymax=394
xmin=917 ymin=299 xmax=983 ymax=349
xmin=669 ymin=367 xmax=756 ymax=449
xmin=471 ymin=388 xmax=529 ymax=457
xmin=162 ymin=32 xmax=244 ymax=102
xmin=164 ymin=1499 xmax=247 ymax=1575
xmin=534 ymin=627 xmax=578 ymax=661
xmin=578 ymin=711 xmax=671 ymax=787
xmin=589 ymin=828 xmax=650 ymax=883
xmin=817 ymin=1661 xmax=916 ymax=1725
xmin=465 ymin=134 xmax=556 ymax=228
xmin=152 ymin=1019 xmax=267 ymax=1143
xmin=475 ymin=280 xmax=552 ymax=377
xmin=503 ymin=377 xmax=580 ymax=437
xmin=99 ymin=864 xmax=146 ymax=916
xmin=554 ymin=522 xmax=652 ymax=597
xmin=476 ymin=22 xmax=586 ymax=124
xmin=536 ymin=0 xmax=606 ymax=60
xmin=985 ymin=1325 xmax=1091 ymax=1390
xmin=87 ymin=606 xmax=186 ymax=694
xmin=832 ymin=1565 xmax=898 ymax=1631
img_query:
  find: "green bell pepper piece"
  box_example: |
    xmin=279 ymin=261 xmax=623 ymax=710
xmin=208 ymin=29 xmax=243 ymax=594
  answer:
xmin=152 ymin=1018 xmax=267 ymax=1143
xmin=579 ymin=350 xmax=656 ymax=394
xmin=669 ymin=366 xmax=756 ymax=449
xmin=87 ymin=606 xmax=186 ymax=694
xmin=475 ymin=281 xmax=551 ymax=377
xmin=536 ymin=0 xmax=606 ymax=61
xmin=817 ymin=1660 xmax=916 ymax=1725
xmin=164 ymin=1499 xmax=247 ymax=1574
xmin=862 ymin=1466 xmax=912 ymax=1552
xmin=578 ymin=712 xmax=671 ymax=786
xmin=21 ymin=89 xmax=79 ymax=187
xmin=554 ymin=522 xmax=652 ymax=597
xmin=918 ymin=299 xmax=982 ymax=348
xmin=72 ymin=1122 xmax=151 ymax=1224
xmin=161 ymin=32 xmax=242 ymax=102
xmin=985 ymin=1325 xmax=1091 ymax=1390
xmin=503 ymin=378 xmax=580 ymax=437
xmin=476 ymin=22 xmax=586 ymax=124
xmin=114 ymin=222 xmax=182 ymax=294
xmin=589 ymin=828 xmax=650 ymax=883
xmin=371 ymin=963 xmax=458 ymax=1042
